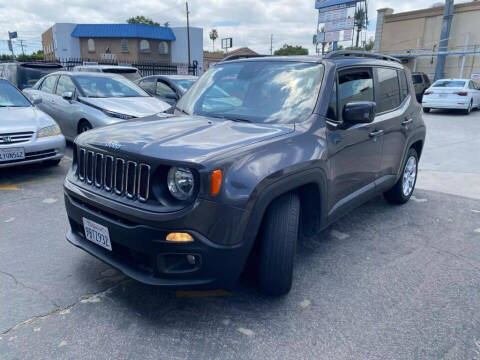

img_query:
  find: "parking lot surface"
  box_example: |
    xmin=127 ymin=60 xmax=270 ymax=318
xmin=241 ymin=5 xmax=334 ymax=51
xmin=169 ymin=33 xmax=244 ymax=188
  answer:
xmin=1 ymin=110 xmax=479 ymax=360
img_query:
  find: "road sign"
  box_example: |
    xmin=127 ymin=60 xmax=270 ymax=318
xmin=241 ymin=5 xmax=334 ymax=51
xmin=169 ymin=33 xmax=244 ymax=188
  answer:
xmin=325 ymin=17 xmax=354 ymax=31
xmin=315 ymin=0 xmax=359 ymax=10
xmin=221 ymin=38 xmax=233 ymax=50
xmin=325 ymin=31 xmax=340 ymax=42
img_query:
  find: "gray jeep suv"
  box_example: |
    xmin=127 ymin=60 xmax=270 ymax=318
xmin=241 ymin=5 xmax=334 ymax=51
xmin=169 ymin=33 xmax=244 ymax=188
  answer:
xmin=64 ymin=51 xmax=426 ymax=296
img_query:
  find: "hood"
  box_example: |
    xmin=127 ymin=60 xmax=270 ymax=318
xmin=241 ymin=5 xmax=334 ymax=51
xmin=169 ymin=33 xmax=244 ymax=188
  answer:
xmin=0 ymin=106 xmax=56 ymax=134
xmin=79 ymin=96 xmax=171 ymax=117
xmin=75 ymin=114 xmax=295 ymax=164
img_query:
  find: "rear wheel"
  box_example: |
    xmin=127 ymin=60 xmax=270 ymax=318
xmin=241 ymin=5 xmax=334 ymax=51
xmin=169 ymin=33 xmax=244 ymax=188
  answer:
xmin=384 ymin=148 xmax=418 ymax=204
xmin=463 ymin=100 xmax=473 ymax=115
xmin=78 ymin=120 xmax=92 ymax=134
xmin=423 ymin=107 xmax=430 ymax=113
xmin=258 ymin=192 xmax=300 ymax=296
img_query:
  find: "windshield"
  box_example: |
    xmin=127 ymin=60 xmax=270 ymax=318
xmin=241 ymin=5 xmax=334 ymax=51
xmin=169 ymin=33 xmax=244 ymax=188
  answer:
xmin=433 ymin=80 xmax=466 ymax=88
xmin=0 ymin=81 xmax=31 ymax=107
xmin=172 ymin=79 xmax=196 ymax=92
xmin=103 ymin=69 xmax=142 ymax=82
xmin=412 ymin=75 xmax=423 ymax=84
xmin=75 ymin=75 xmax=149 ymax=98
xmin=176 ymin=61 xmax=324 ymax=124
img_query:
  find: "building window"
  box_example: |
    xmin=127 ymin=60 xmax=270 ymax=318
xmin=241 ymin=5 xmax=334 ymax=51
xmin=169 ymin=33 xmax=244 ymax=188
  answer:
xmin=87 ymin=38 xmax=95 ymax=53
xmin=158 ymin=41 xmax=168 ymax=55
xmin=121 ymin=39 xmax=129 ymax=53
xmin=140 ymin=39 xmax=150 ymax=53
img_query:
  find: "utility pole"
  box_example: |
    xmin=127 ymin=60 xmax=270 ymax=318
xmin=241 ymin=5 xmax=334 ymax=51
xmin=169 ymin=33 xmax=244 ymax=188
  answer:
xmin=270 ymin=34 xmax=273 ymax=55
xmin=434 ymin=0 xmax=454 ymax=81
xmin=18 ymin=39 xmax=26 ymax=55
xmin=186 ymin=1 xmax=191 ymax=66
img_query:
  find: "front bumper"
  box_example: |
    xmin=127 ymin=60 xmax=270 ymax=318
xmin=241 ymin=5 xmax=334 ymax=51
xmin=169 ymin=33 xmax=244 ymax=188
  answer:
xmin=0 ymin=134 xmax=66 ymax=168
xmin=64 ymin=182 xmax=253 ymax=289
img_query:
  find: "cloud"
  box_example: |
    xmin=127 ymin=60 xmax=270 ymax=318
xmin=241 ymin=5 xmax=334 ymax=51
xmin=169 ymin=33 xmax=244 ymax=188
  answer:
xmin=0 ymin=0 xmax=474 ymax=56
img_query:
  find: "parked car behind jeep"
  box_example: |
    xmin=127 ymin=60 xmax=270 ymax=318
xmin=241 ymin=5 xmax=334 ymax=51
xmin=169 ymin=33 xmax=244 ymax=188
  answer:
xmin=64 ymin=52 xmax=426 ymax=296
xmin=412 ymin=72 xmax=431 ymax=102
xmin=0 ymin=62 xmax=63 ymax=90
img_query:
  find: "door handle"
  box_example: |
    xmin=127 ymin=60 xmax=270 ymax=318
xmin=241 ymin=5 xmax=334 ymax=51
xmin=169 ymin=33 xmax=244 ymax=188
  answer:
xmin=369 ymin=130 xmax=384 ymax=138
xmin=402 ymin=118 xmax=413 ymax=126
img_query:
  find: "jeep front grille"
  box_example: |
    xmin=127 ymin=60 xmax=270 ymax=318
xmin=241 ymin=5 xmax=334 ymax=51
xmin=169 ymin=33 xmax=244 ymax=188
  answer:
xmin=77 ymin=148 xmax=151 ymax=202
xmin=0 ymin=131 xmax=34 ymax=144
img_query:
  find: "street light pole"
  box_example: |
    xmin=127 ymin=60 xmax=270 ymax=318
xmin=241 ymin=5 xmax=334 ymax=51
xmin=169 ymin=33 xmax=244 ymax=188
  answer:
xmin=186 ymin=1 xmax=191 ymax=66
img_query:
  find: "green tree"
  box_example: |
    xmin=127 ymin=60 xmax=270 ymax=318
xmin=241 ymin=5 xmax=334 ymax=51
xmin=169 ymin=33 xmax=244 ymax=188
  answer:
xmin=127 ymin=16 xmax=160 ymax=26
xmin=274 ymin=44 xmax=308 ymax=56
xmin=354 ymin=6 xmax=368 ymax=48
xmin=209 ymin=29 xmax=219 ymax=52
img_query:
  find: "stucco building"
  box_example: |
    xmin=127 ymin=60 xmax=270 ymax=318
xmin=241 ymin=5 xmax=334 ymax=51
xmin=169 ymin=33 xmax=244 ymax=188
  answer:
xmin=374 ymin=1 xmax=480 ymax=80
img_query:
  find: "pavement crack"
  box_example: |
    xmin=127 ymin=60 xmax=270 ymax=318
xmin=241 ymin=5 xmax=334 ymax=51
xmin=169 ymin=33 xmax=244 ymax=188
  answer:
xmin=1 ymin=279 xmax=130 ymax=336
xmin=0 ymin=270 xmax=60 ymax=308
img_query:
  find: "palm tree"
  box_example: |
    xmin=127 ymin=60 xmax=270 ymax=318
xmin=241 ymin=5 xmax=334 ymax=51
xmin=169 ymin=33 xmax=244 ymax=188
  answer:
xmin=354 ymin=6 xmax=367 ymax=48
xmin=209 ymin=29 xmax=219 ymax=52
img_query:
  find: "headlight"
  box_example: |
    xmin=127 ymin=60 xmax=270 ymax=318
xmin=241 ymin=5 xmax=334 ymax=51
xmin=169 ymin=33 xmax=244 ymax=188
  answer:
xmin=167 ymin=167 xmax=195 ymax=200
xmin=38 ymin=124 xmax=61 ymax=138
xmin=102 ymin=109 xmax=136 ymax=120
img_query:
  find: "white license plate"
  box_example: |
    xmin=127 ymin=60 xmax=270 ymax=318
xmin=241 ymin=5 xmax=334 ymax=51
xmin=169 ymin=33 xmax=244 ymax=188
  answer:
xmin=0 ymin=147 xmax=25 ymax=162
xmin=83 ymin=218 xmax=112 ymax=251
xmin=438 ymin=93 xmax=448 ymax=98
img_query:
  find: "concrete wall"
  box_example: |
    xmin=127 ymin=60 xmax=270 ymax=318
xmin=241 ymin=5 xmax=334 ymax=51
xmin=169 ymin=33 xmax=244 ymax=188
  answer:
xmin=171 ymin=27 xmax=204 ymax=74
xmin=52 ymin=23 xmax=81 ymax=60
xmin=379 ymin=1 xmax=480 ymax=80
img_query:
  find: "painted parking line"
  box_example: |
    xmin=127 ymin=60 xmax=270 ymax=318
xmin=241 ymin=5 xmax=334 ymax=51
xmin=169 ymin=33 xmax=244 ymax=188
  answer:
xmin=175 ymin=289 xmax=231 ymax=298
xmin=0 ymin=178 xmax=53 ymax=191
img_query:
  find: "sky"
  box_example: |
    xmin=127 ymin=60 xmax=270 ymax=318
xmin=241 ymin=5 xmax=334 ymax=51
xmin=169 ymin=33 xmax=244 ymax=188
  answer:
xmin=0 ymin=0 xmax=472 ymax=56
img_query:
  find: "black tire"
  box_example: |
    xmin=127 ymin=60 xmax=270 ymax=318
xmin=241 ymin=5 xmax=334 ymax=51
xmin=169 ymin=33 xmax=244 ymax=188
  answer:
xmin=463 ymin=101 xmax=473 ymax=115
xmin=423 ymin=107 xmax=430 ymax=113
xmin=384 ymin=148 xmax=418 ymax=205
xmin=258 ymin=192 xmax=300 ymax=296
xmin=44 ymin=159 xmax=61 ymax=166
xmin=78 ymin=120 xmax=92 ymax=134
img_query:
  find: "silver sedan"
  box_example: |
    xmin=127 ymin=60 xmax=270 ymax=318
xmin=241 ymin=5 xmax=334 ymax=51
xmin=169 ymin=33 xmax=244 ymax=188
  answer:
xmin=0 ymin=79 xmax=65 ymax=168
xmin=23 ymin=72 xmax=171 ymax=141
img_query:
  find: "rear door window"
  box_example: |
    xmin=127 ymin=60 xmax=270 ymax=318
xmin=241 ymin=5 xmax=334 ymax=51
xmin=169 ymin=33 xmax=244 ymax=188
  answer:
xmin=412 ymin=74 xmax=422 ymax=84
xmin=338 ymin=68 xmax=374 ymax=121
xmin=398 ymin=70 xmax=409 ymax=102
xmin=40 ymin=76 xmax=58 ymax=94
xmin=376 ymin=67 xmax=401 ymax=113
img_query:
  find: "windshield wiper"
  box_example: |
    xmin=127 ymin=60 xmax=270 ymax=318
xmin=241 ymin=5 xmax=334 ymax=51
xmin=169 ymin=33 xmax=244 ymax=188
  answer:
xmin=174 ymin=106 xmax=190 ymax=115
xmin=207 ymin=114 xmax=251 ymax=123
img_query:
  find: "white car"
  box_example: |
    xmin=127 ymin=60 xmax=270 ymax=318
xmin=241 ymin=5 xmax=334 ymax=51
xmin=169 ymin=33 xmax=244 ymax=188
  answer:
xmin=422 ymin=78 xmax=480 ymax=114
xmin=0 ymin=79 xmax=65 ymax=168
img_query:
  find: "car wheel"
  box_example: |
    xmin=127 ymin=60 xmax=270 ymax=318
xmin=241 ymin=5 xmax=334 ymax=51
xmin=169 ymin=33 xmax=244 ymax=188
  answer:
xmin=78 ymin=120 xmax=92 ymax=134
xmin=384 ymin=148 xmax=418 ymax=205
xmin=258 ymin=192 xmax=300 ymax=296
xmin=423 ymin=107 xmax=430 ymax=113
xmin=44 ymin=159 xmax=61 ymax=166
xmin=463 ymin=101 xmax=473 ymax=115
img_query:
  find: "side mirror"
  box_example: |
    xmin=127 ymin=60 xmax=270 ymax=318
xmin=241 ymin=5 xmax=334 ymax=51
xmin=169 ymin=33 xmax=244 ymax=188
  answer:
xmin=343 ymin=101 xmax=376 ymax=124
xmin=62 ymin=91 xmax=74 ymax=101
xmin=31 ymin=96 xmax=42 ymax=105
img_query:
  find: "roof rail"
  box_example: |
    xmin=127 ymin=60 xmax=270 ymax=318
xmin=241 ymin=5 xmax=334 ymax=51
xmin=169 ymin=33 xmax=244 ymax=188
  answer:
xmin=324 ymin=50 xmax=401 ymax=64
xmin=221 ymin=54 xmax=268 ymax=62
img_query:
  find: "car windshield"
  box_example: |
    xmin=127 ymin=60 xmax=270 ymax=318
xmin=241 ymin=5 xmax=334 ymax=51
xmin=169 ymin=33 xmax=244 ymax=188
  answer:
xmin=0 ymin=81 xmax=31 ymax=107
xmin=172 ymin=79 xmax=196 ymax=92
xmin=103 ymin=69 xmax=142 ymax=82
xmin=176 ymin=61 xmax=324 ymax=124
xmin=75 ymin=75 xmax=149 ymax=98
xmin=433 ymin=80 xmax=466 ymax=88
xmin=412 ymin=75 xmax=423 ymax=84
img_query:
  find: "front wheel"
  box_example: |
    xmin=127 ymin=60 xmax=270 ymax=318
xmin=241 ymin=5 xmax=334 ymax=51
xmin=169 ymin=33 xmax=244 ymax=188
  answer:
xmin=384 ymin=148 xmax=418 ymax=204
xmin=258 ymin=192 xmax=300 ymax=296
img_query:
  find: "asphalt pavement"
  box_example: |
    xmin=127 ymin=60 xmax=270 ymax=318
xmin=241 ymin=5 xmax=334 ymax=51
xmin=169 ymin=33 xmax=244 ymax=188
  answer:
xmin=1 ymin=110 xmax=479 ymax=360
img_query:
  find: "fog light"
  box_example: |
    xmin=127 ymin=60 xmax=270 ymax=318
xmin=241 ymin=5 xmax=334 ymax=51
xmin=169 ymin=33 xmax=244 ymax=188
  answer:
xmin=166 ymin=232 xmax=194 ymax=242
xmin=186 ymin=254 xmax=196 ymax=265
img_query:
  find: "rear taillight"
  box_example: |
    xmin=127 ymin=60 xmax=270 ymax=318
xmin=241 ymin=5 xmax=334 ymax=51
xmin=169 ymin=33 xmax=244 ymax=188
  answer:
xmin=455 ymin=91 xmax=468 ymax=96
xmin=424 ymin=91 xmax=433 ymax=95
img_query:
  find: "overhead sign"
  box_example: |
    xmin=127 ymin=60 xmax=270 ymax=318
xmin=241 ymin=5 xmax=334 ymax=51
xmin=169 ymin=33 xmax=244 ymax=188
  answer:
xmin=221 ymin=38 xmax=233 ymax=49
xmin=324 ymin=17 xmax=354 ymax=31
xmin=315 ymin=0 xmax=358 ymax=11
xmin=318 ymin=8 xmax=347 ymax=22
xmin=324 ymin=31 xmax=340 ymax=42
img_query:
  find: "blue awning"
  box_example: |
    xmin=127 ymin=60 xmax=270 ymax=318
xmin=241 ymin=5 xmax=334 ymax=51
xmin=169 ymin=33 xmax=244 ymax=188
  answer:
xmin=71 ymin=24 xmax=176 ymax=41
